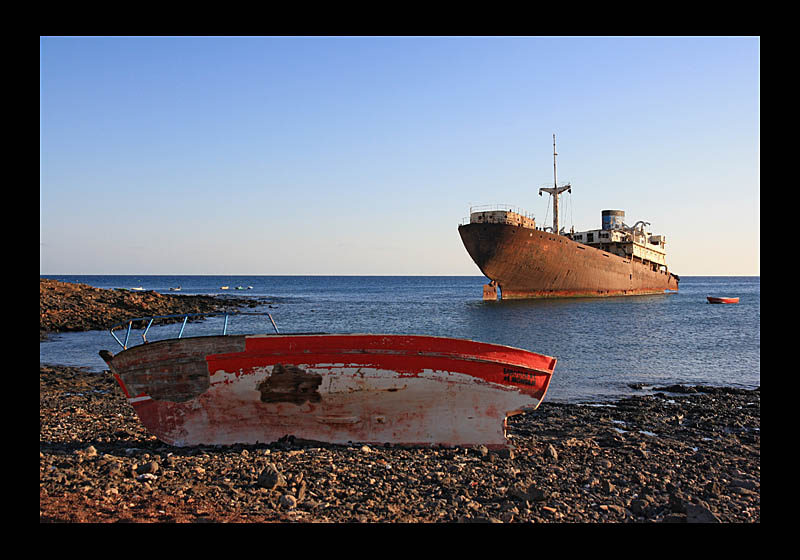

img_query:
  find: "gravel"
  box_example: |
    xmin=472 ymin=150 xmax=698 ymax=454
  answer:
xmin=40 ymin=364 xmax=759 ymax=523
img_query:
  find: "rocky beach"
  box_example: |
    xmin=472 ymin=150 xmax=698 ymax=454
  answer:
xmin=40 ymin=280 xmax=759 ymax=523
xmin=40 ymin=278 xmax=264 ymax=340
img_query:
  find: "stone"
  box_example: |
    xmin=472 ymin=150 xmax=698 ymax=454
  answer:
xmin=601 ymin=480 xmax=616 ymax=493
xmin=686 ymin=503 xmax=721 ymax=523
xmin=256 ymin=464 xmax=286 ymax=490
xmin=630 ymin=498 xmax=649 ymax=515
xmin=136 ymin=461 xmax=159 ymax=475
xmin=279 ymin=494 xmax=297 ymax=509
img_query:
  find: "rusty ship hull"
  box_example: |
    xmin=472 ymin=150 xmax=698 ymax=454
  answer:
xmin=458 ymin=222 xmax=679 ymax=299
xmin=101 ymin=333 xmax=556 ymax=449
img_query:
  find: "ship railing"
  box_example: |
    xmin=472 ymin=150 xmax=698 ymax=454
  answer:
xmin=108 ymin=311 xmax=279 ymax=350
xmin=468 ymin=204 xmax=535 ymax=218
xmin=460 ymin=204 xmax=536 ymax=226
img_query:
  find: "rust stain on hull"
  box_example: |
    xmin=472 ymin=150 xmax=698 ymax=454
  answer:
xmin=101 ymin=334 xmax=556 ymax=449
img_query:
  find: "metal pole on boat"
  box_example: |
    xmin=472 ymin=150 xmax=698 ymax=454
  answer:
xmin=268 ymin=313 xmax=279 ymax=334
xmin=124 ymin=321 xmax=132 ymax=349
xmin=538 ymin=134 xmax=571 ymax=235
xmin=142 ymin=318 xmax=154 ymax=344
xmin=553 ymin=134 xmax=559 ymax=234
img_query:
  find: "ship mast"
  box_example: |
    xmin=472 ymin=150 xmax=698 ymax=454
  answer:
xmin=539 ymin=134 xmax=571 ymax=235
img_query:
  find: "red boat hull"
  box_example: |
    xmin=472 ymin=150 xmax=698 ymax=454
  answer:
xmin=707 ymin=297 xmax=739 ymax=304
xmin=101 ymin=334 xmax=556 ymax=449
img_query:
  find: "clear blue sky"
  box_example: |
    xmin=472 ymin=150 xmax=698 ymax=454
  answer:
xmin=40 ymin=36 xmax=759 ymax=276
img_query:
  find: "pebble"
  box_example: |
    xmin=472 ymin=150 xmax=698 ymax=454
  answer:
xmin=256 ymin=464 xmax=286 ymax=490
xmin=279 ymin=494 xmax=297 ymax=509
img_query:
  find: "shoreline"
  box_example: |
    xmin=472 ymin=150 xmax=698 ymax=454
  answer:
xmin=40 ymin=278 xmax=263 ymax=340
xmin=40 ymin=363 xmax=759 ymax=523
xmin=39 ymin=279 xmax=759 ymax=522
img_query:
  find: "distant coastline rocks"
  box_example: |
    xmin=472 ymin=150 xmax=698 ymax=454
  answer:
xmin=40 ymin=279 xmax=259 ymax=338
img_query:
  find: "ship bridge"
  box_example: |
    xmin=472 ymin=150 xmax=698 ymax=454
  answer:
xmin=570 ymin=213 xmax=669 ymax=271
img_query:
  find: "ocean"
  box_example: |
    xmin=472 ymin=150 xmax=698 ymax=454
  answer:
xmin=39 ymin=275 xmax=760 ymax=404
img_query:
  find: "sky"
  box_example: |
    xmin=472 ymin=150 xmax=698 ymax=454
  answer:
xmin=40 ymin=36 xmax=759 ymax=276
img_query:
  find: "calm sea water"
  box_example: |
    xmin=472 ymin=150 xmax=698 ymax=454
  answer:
xmin=40 ymin=275 xmax=760 ymax=404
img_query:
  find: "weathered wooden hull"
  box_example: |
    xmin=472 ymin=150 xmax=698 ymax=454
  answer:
xmin=101 ymin=334 xmax=556 ymax=449
xmin=459 ymin=222 xmax=679 ymax=299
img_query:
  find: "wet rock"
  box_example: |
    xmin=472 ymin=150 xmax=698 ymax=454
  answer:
xmin=655 ymin=384 xmax=698 ymax=394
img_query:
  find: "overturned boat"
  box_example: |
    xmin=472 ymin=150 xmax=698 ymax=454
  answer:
xmin=100 ymin=312 xmax=556 ymax=449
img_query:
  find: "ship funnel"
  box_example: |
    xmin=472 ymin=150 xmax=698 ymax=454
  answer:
xmin=601 ymin=210 xmax=625 ymax=230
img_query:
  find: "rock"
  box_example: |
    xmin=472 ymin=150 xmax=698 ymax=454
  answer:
xmin=296 ymin=480 xmax=307 ymax=502
xmin=668 ymin=492 xmax=686 ymax=513
xmin=654 ymin=385 xmax=697 ymax=394
xmin=508 ymin=483 xmax=548 ymax=503
xmin=279 ymin=494 xmax=297 ymax=509
xmin=704 ymin=481 xmax=722 ymax=497
xmin=40 ymin=278 xmax=254 ymax=334
xmin=600 ymin=504 xmax=626 ymax=516
xmin=729 ymin=478 xmax=758 ymax=491
xmin=686 ymin=503 xmax=721 ymax=523
xmin=136 ymin=461 xmax=159 ymax=475
xmin=256 ymin=464 xmax=286 ymax=490
xmin=494 ymin=448 xmax=515 ymax=460
xmin=630 ymin=498 xmax=649 ymax=515
xmin=473 ymin=445 xmax=489 ymax=458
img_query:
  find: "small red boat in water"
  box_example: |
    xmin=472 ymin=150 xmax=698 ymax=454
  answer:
xmin=100 ymin=313 xmax=556 ymax=449
xmin=707 ymin=296 xmax=740 ymax=304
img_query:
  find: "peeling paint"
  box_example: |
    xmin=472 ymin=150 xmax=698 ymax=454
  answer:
xmin=257 ymin=363 xmax=322 ymax=405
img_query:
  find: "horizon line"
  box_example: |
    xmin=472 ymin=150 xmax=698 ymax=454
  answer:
xmin=40 ymin=273 xmax=761 ymax=278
